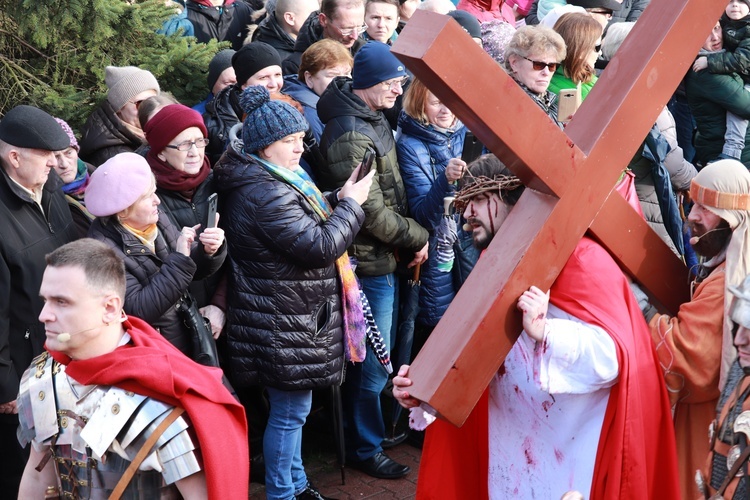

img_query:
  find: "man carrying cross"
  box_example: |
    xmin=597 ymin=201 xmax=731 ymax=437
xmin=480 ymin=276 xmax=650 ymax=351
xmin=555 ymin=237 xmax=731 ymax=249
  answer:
xmin=393 ymin=154 xmax=679 ymax=499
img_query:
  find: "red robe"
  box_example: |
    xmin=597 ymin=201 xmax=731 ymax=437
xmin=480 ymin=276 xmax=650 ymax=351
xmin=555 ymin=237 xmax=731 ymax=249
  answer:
xmin=49 ymin=316 xmax=249 ymax=500
xmin=416 ymin=238 xmax=680 ymax=499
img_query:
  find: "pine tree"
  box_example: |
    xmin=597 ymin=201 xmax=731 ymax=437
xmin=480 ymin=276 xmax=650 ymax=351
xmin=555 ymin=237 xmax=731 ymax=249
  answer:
xmin=0 ymin=0 xmax=227 ymax=129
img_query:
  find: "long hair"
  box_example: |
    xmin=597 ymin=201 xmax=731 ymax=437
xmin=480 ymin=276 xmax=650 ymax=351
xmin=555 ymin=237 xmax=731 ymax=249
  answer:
xmin=553 ymin=13 xmax=602 ymax=84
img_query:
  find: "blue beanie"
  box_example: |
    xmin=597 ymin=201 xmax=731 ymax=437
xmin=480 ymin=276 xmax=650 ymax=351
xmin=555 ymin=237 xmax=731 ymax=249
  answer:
xmin=239 ymin=86 xmax=309 ymax=153
xmin=352 ymin=42 xmax=407 ymax=90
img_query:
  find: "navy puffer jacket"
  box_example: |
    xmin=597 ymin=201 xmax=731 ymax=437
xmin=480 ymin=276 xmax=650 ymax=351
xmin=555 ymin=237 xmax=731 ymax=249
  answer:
xmin=214 ymin=146 xmax=365 ymax=390
xmin=396 ymin=111 xmax=473 ymax=326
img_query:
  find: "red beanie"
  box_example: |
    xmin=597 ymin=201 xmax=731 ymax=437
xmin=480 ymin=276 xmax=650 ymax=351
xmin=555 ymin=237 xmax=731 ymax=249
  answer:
xmin=144 ymin=104 xmax=208 ymax=154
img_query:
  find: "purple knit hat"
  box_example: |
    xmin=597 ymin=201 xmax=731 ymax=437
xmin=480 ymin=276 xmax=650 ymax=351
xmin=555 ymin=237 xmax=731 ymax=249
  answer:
xmin=85 ymin=152 xmax=154 ymax=217
xmin=481 ymin=20 xmax=516 ymax=66
xmin=54 ymin=117 xmax=79 ymax=151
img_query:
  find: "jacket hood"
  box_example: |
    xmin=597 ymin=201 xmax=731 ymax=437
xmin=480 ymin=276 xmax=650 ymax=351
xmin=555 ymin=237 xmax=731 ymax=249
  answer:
xmin=283 ymin=76 xmax=319 ymax=108
xmin=317 ymin=77 xmax=381 ymax=125
xmin=397 ymin=111 xmax=464 ymax=146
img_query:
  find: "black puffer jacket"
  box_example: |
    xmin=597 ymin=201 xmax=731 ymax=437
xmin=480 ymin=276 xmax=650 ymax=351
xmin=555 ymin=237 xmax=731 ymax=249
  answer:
xmin=213 ymin=146 xmax=365 ymax=390
xmin=80 ymin=100 xmax=144 ymax=167
xmin=185 ymin=0 xmax=259 ymax=50
xmin=281 ymin=11 xmax=364 ymax=76
xmin=88 ymin=212 xmax=226 ymax=355
xmin=157 ymin=173 xmax=223 ymax=308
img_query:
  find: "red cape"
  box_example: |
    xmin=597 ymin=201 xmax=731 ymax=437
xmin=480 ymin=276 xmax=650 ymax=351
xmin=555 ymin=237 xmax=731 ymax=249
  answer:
xmin=416 ymin=238 xmax=679 ymax=499
xmin=49 ymin=316 xmax=249 ymax=500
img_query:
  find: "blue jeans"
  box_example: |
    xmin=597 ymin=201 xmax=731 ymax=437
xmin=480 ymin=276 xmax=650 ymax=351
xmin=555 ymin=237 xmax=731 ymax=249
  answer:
xmin=343 ymin=273 xmax=399 ymax=461
xmin=264 ymin=387 xmax=313 ymax=500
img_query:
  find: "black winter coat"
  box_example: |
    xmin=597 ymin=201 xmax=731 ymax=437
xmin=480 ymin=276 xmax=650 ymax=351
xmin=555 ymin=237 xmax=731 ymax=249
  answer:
xmin=213 ymin=146 xmax=365 ymax=390
xmin=252 ymin=11 xmax=296 ymax=61
xmin=88 ymin=212 xmax=226 ymax=355
xmin=0 ymin=169 xmax=76 ymax=411
xmin=157 ymin=174 xmax=223 ymax=308
xmin=79 ymin=100 xmax=144 ymax=167
xmin=185 ymin=0 xmax=258 ymax=50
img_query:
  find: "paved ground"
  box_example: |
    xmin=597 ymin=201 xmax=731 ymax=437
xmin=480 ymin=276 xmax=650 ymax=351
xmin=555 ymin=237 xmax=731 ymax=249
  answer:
xmin=249 ymin=393 xmax=421 ymax=499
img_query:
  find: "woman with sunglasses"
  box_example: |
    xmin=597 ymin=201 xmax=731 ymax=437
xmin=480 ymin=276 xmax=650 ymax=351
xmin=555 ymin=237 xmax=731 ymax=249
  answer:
xmin=504 ymin=24 xmax=567 ymax=126
xmin=85 ymin=152 xmax=226 ymax=357
xmin=548 ymin=13 xmax=603 ymax=102
xmin=143 ymin=104 xmax=228 ymax=339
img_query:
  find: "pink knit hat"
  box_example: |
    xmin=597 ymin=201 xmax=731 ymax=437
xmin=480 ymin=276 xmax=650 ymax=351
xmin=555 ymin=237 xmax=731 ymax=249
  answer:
xmin=85 ymin=152 xmax=154 ymax=217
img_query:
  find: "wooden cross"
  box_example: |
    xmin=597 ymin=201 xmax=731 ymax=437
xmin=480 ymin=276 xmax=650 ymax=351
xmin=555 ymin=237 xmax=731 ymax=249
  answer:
xmin=391 ymin=1 xmax=725 ymax=426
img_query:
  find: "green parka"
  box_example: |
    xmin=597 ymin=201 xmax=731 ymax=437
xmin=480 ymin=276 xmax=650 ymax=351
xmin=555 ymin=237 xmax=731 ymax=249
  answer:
xmin=317 ymin=77 xmax=428 ymax=277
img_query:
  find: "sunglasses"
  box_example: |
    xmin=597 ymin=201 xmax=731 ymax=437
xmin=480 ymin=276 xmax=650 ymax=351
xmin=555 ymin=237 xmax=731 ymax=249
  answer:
xmin=594 ymin=43 xmax=602 ymax=52
xmin=523 ymin=56 xmax=559 ymax=72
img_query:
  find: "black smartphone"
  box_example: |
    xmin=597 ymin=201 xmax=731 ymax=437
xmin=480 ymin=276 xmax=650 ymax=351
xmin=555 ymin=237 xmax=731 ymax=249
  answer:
xmin=461 ymin=131 xmax=484 ymax=165
xmin=357 ymin=147 xmax=376 ymax=181
xmin=206 ymin=193 xmax=218 ymax=228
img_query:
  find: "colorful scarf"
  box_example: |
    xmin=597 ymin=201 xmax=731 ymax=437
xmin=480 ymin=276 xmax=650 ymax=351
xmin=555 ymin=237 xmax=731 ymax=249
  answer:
xmin=62 ymin=159 xmax=90 ymax=199
xmin=146 ymin=151 xmax=211 ymax=201
xmin=251 ymin=154 xmax=367 ymax=363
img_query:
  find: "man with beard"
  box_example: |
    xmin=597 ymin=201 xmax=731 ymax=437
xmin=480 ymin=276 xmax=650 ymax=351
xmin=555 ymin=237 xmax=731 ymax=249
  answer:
xmin=631 ymin=158 xmax=750 ymax=499
xmin=393 ymin=154 xmax=679 ymax=499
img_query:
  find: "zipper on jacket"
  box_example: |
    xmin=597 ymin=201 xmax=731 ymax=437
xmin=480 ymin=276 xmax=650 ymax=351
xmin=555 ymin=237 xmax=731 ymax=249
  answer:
xmin=25 ymin=329 xmax=30 ymax=340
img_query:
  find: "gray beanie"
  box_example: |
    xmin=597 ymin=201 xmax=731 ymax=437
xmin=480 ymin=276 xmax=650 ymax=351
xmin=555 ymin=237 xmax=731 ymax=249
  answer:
xmin=105 ymin=66 xmax=160 ymax=112
xmin=207 ymin=49 xmax=236 ymax=91
xmin=239 ymin=86 xmax=308 ymax=153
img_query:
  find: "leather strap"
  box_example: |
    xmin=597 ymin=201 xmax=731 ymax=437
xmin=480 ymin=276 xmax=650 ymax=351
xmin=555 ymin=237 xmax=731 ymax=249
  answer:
xmin=717 ymin=445 xmax=750 ymax=497
xmin=108 ymin=406 xmax=185 ymax=500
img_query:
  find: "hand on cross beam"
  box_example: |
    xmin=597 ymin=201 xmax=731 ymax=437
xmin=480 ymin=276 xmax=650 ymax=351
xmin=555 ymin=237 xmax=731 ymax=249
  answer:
xmin=517 ymin=286 xmax=550 ymax=343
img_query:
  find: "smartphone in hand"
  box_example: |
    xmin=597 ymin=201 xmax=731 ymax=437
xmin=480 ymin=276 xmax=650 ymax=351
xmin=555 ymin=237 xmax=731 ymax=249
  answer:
xmin=461 ymin=131 xmax=484 ymax=164
xmin=357 ymin=147 xmax=376 ymax=181
xmin=206 ymin=193 xmax=218 ymax=228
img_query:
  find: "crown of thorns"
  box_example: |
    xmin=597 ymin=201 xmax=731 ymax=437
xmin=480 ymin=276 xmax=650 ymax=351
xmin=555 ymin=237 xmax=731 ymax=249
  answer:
xmin=454 ymin=174 xmax=524 ymax=212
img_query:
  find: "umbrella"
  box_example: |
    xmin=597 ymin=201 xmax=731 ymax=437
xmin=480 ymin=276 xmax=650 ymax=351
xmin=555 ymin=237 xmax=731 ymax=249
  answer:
xmin=390 ymin=262 xmax=421 ymax=438
xmin=360 ymin=290 xmax=393 ymax=374
xmin=330 ymin=384 xmax=346 ymax=484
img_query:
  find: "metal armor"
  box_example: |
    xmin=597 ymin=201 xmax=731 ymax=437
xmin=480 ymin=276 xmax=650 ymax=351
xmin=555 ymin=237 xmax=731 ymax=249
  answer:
xmin=17 ymin=352 xmax=201 ymax=499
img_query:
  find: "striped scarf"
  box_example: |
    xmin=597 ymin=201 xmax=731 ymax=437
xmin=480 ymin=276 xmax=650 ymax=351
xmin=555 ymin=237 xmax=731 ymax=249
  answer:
xmin=252 ymin=154 xmax=367 ymax=363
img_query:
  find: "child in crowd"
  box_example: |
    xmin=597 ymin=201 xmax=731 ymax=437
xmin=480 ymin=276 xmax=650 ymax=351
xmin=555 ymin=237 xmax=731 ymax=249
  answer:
xmin=693 ymin=0 xmax=750 ymax=160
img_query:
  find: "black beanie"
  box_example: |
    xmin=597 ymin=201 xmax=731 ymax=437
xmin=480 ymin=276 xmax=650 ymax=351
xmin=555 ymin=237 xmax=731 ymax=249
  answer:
xmin=207 ymin=49 xmax=236 ymax=91
xmin=232 ymin=42 xmax=282 ymax=87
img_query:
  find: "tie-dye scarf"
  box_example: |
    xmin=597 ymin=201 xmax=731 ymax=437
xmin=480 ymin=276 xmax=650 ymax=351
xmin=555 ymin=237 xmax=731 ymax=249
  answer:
xmin=252 ymin=154 xmax=366 ymax=363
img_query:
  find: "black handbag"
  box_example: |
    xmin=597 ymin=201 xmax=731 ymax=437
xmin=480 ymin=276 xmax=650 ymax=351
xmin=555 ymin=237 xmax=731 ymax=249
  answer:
xmin=175 ymin=292 xmax=220 ymax=367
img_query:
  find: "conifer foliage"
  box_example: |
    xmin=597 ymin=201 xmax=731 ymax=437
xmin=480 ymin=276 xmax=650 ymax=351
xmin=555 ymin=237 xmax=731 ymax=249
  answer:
xmin=0 ymin=0 xmax=225 ymax=128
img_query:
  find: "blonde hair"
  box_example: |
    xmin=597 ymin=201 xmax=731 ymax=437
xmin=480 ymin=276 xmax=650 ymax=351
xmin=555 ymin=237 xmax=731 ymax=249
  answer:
xmin=504 ymin=25 xmax=566 ymax=73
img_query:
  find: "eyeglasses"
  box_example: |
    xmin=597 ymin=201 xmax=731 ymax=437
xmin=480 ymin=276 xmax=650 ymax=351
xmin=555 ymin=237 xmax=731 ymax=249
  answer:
xmin=165 ymin=138 xmax=210 ymax=151
xmin=381 ymin=75 xmax=409 ymax=91
xmin=131 ymin=99 xmax=146 ymax=110
xmin=522 ymin=56 xmax=559 ymax=72
xmin=332 ymin=23 xmax=368 ymax=37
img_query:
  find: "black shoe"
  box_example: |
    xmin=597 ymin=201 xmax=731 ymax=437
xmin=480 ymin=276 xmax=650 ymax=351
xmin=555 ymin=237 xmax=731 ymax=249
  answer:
xmin=349 ymin=452 xmax=410 ymax=479
xmin=295 ymin=484 xmax=337 ymax=500
xmin=381 ymin=431 xmax=408 ymax=449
